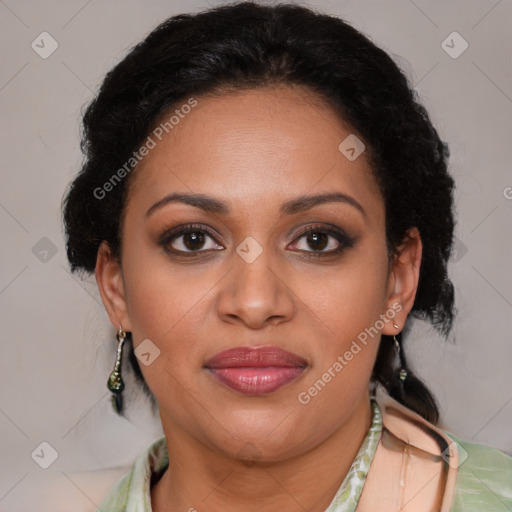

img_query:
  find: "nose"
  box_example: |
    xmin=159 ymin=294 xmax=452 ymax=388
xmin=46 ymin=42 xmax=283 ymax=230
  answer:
xmin=216 ymin=246 xmax=295 ymax=329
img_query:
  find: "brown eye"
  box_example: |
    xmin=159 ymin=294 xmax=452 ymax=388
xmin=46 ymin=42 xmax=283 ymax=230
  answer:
xmin=159 ymin=224 xmax=224 ymax=254
xmin=181 ymin=231 xmax=206 ymax=251
xmin=304 ymin=231 xmax=329 ymax=251
xmin=290 ymin=225 xmax=356 ymax=256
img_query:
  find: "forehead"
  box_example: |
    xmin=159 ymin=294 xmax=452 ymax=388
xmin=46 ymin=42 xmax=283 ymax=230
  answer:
xmin=126 ymin=85 xmax=383 ymax=220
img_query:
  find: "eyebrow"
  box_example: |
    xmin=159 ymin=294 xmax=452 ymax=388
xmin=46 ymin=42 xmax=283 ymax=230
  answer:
xmin=145 ymin=191 xmax=366 ymax=218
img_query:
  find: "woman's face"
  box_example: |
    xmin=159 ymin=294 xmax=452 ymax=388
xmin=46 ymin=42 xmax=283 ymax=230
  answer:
xmin=97 ymin=85 xmax=419 ymax=461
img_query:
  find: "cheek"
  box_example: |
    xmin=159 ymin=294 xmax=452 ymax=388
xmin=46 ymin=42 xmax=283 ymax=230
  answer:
xmin=122 ymin=260 xmax=212 ymax=350
xmin=120 ymin=262 xmax=211 ymax=411
xmin=293 ymin=244 xmax=390 ymax=396
xmin=301 ymin=246 xmax=390 ymax=346
xmin=120 ymin=244 xmax=229 ymax=397
xmin=121 ymin=225 xmax=206 ymax=333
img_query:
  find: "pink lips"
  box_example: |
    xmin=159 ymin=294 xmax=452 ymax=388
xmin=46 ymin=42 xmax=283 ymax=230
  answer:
xmin=204 ymin=346 xmax=307 ymax=395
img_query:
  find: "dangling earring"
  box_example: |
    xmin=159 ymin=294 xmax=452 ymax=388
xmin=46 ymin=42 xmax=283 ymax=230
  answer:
xmin=392 ymin=323 xmax=408 ymax=383
xmin=107 ymin=328 xmax=127 ymax=414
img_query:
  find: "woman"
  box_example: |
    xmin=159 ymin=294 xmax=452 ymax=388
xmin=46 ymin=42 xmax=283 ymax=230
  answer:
xmin=62 ymin=2 xmax=512 ymax=511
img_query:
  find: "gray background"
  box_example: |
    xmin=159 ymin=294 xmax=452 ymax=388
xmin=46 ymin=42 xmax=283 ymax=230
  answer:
xmin=1 ymin=0 xmax=511 ymax=510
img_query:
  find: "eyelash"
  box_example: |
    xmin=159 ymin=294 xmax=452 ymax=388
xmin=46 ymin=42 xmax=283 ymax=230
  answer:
xmin=157 ymin=223 xmax=356 ymax=258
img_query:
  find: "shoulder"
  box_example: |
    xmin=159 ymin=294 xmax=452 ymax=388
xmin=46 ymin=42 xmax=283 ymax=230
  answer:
xmin=96 ymin=436 xmax=168 ymax=512
xmin=373 ymin=386 xmax=512 ymax=512
xmin=444 ymin=431 xmax=512 ymax=512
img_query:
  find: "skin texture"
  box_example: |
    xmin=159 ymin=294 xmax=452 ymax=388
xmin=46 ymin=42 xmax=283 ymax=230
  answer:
xmin=95 ymin=85 xmax=422 ymax=512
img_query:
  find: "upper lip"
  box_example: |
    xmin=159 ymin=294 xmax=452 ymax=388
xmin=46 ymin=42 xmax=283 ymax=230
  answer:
xmin=204 ymin=346 xmax=308 ymax=369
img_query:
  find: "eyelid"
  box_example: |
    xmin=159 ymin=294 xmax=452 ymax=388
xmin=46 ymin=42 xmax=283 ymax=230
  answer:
xmin=290 ymin=223 xmax=356 ymax=252
xmin=157 ymin=221 xmax=355 ymax=256
xmin=293 ymin=222 xmax=353 ymax=240
xmin=157 ymin=223 xmax=223 ymax=247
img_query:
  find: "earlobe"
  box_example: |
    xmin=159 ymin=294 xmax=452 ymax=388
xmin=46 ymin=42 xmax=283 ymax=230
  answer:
xmin=95 ymin=241 xmax=132 ymax=331
xmin=383 ymin=227 xmax=422 ymax=334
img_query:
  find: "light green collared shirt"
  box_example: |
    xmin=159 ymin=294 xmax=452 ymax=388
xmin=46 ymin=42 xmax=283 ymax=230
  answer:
xmin=96 ymin=399 xmax=512 ymax=512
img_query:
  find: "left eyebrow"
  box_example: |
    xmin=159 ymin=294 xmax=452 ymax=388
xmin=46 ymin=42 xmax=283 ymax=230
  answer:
xmin=280 ymin=192 xmax=366 ymax=218
xmin=145 ymin=191 xmax=366 ymax=219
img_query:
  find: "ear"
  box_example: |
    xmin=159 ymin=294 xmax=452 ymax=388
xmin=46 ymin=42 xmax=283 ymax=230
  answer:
xmin=95 ymin=241 xmax=132 ymax=331
xmin=382 ymin=227 xmax=422 ymax=335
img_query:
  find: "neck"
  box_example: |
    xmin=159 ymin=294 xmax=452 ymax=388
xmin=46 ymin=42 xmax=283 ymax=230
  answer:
xmin=151 ymin=393 xmax=373 ymax=512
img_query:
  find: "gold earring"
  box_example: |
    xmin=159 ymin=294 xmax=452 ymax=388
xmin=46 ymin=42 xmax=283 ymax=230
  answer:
xmin=392 ymin=323 xmax=407 ymax=382
xmin=107 ymin=328 xmax=127 ymax=413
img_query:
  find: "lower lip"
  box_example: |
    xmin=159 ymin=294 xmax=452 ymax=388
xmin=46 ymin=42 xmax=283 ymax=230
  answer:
xmin=207 ymin=367 xmax=305 ymax=395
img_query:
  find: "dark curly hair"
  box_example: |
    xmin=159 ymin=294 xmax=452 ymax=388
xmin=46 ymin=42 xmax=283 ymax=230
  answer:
xmin=62 ymin=1 xmax=456 ymax=423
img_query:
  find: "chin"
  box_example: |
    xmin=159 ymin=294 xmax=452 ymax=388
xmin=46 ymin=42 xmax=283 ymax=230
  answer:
xmin=208 ymin=413 xmax=317 ymax=463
